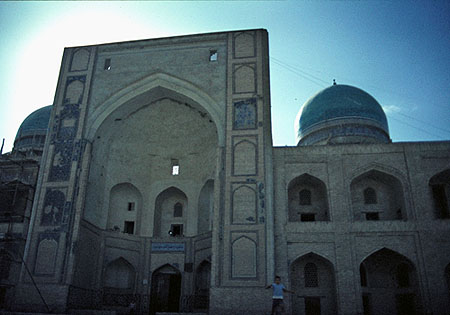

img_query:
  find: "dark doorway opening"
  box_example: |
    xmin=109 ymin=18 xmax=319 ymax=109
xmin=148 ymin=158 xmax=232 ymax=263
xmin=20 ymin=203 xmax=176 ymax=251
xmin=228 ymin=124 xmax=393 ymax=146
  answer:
xmin=396 ymin=294 xmax=415 ymax=315
xmin=305 ymin=296 xmax=321 ymax=315
xmin=150 ymin=265 xmax=181 ymax=314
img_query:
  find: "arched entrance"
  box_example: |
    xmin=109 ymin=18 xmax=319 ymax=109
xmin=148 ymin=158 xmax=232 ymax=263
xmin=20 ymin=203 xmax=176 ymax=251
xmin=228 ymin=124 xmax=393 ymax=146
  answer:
xmin=150 ymin=264 xmax=182 ymax=314
xmin=360 ymin=248 xmax=421 ymax=315
xmin=290 ymin=253 xmax=337 ymax=315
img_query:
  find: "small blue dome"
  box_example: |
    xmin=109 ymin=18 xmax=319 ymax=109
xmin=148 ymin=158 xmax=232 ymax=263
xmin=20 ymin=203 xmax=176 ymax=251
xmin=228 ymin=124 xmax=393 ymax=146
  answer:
xmin=14 ymin=105 xmax=52 ymax=151
xmin=296 ymin=85 xmax=390 ymax=145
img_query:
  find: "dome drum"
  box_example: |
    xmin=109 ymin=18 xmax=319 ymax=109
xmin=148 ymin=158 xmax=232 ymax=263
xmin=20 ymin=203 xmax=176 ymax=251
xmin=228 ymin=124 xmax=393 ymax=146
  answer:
xmin=299 ymin=123 xmax=391 ymax=146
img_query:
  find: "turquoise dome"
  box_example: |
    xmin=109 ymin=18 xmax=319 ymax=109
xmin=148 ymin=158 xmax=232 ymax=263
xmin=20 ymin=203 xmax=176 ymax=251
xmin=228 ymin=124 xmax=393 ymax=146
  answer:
xmin=296 ymin=85 xmax=390 ymax=145
xmin=14 ymin=105 xmax=52 ymax=151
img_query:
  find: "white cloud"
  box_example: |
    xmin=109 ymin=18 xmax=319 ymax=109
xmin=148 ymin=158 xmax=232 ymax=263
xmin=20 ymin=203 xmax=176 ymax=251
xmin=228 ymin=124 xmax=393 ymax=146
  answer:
xmin=382 ymin=104 xmax=401 ymax=114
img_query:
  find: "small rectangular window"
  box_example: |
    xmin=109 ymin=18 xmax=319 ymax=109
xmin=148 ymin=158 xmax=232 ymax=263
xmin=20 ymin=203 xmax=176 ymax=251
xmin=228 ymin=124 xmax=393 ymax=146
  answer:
xmin=171 ymin=159 xmax=179 ymax=175
xmin=170 ymin=224 xmax=183 ymax=236
xmin=128 ymin=202 xmax=135 ymax=211
xmin=124 ymin=221 xmax=134 ymax=234
xmin=209 ymin=50 xmax=218 ymax=61
xmin=301 ymin=213 xmax=316 ymax=222
xmin=365 ymin=212 xmax=379 ymax=221
xmin=104 ymin=58 xmax=111 ymax=70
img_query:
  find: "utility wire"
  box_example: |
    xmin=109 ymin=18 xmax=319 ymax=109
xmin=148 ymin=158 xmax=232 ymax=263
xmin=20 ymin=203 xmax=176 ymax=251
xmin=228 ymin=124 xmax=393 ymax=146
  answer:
xmin=388 ymin=116 xmax=446 ymax=140
xmin=388 ymin=108 xmax=450 ymax=135
xmin=270 ymin=58 xmax=328 ymax=88
xmin=271 ymin=56 xmax=331 ymax=86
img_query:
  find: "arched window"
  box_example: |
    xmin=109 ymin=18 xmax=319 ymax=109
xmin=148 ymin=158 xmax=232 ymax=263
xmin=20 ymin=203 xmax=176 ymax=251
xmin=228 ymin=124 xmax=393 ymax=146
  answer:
xmin=299 ymin=189 xmax=312 ymax=205
xmin=396 ymin=263 xmax=410 ymax=287
xmin=360 ymin=264 xmax=368 ymax=287
xmin=174 ymin=202 xmax=183 ymax=217
xmin=364 ymin=187 xmax=377 ymax=204
xmin=304 ymin=263 xmax=318 ymax=287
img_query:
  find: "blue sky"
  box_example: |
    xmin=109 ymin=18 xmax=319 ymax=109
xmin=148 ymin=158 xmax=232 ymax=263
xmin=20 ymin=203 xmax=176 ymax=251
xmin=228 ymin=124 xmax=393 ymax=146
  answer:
xmin=1 ymin=1 xmax=449 ymax=152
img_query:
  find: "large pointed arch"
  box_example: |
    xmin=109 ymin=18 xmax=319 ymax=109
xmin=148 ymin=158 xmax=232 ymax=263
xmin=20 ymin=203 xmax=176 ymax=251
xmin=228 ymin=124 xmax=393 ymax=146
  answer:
xmin=290 ymin=252 xmax=337 ymax=315
xmin=359 ymin=247 xmax=421 ymax=315
xmin=86 ymin=72 xmax=224 ymax=145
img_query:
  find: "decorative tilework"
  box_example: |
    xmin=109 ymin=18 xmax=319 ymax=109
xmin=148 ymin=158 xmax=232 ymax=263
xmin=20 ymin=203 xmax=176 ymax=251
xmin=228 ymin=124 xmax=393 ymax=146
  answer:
xmin=48 ymin=76 xmax=86 ymax=181
xmin=41 ymin=188 xmax=66 ymax=226
xmin=49 ymin=141 xmax=74 ymax=181
xmin=233 ymin=99 xmax=256 ymax=130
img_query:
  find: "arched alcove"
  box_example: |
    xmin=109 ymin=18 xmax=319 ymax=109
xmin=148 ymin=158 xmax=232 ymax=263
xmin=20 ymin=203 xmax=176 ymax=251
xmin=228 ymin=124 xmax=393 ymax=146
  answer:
xmin=290 ymin=252 xmax=337 ymax=314
xmin=232 ymin=185 xmax=257 ymax=224
xmin=233 ymin=32 xmax=255 ymax=58
xmin=232 ymin=236 xmax=257 ymax=278
xmin=360 ymin=248 xmax=421 ymax=315
xmin=107 ymin=183 xmax=142 ymax=234
xmin=288 ymin=174 xmax=329 ymax=222
xmin=154 ymin=187 xmax=187 ymax=237
xmin=198 ymin=180 xmax=214 ymax=234
xmin=103 ymin=257 xmax=136 ymax=290
xmin=233 ymin=65 xmax=256 ymax=93
xmin=429 ymin=169 xmax=450 ymax=219
xmin=233 ymin=140 xmax=257 ymax=175
xmin=351 ymin=170 xmax=406 ymax=221
xmin=70 ymin=48 xmax=90 ymax=71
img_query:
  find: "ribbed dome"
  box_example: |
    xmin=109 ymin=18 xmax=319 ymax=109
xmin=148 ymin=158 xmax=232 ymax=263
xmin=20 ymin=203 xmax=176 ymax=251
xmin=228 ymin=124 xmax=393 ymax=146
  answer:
xmin=14 ymin=105 xmax=52 ymax=151
xmin=296 ymin=85 xmax=390 ymax=146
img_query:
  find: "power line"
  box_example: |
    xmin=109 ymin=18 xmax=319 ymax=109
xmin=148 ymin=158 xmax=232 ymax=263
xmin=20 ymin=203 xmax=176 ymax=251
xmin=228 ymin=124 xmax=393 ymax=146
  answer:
xmin=388 ymin=116 xmax=447 ymax=140
xmin=389 ymin=108 xmax=450 ymax=135
xmin=270 ymin=57 xmax=328 ymax=88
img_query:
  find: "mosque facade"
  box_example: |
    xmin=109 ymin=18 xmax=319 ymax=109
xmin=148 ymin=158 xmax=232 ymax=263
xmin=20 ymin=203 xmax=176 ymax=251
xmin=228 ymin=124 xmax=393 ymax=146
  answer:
xmin=0 ymin=29 xmax=449 ymax=315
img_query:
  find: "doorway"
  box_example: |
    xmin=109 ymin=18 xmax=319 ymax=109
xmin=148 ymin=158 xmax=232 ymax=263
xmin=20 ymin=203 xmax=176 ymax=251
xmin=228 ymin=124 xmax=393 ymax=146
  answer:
xmin=150 ymin=265 xmax=181 ymax=314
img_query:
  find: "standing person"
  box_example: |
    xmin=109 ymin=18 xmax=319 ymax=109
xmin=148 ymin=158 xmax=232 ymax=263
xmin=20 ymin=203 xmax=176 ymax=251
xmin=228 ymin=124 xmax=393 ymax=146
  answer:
xmin=128 ymin=300 xmax=136 ymax=315
xmin=266 ymin=276 xmax=295 ymax=314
